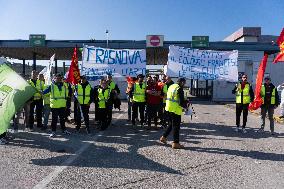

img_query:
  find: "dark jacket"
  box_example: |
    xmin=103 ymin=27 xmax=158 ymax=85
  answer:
xmin=94 ymin=86 xmax=114 ymax=108
xmin=261 ymin=83 xmax=279 ymax=107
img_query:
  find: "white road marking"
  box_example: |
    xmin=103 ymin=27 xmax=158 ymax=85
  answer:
xmin=33 ymin=112 xmax=125 ymax=189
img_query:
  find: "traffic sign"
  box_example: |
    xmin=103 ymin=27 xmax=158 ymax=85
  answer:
xmin=29 ymin=34 xmax=46 ymax=47
xmin=146 ymin=35 xmax=164 ymax=47
xmin=191 ymin=36 xmax=209 ymax=48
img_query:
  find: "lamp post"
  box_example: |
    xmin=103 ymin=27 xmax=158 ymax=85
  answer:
xmin=106 ymin=29 xmax=109 ymax=48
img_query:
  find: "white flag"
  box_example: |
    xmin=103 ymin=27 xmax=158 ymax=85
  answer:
xmin=45 ymin=54 xmax=55 ymax=85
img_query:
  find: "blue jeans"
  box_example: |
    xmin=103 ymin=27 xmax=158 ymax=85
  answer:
xmin=43 ymin=104 xmax=51 ymax=127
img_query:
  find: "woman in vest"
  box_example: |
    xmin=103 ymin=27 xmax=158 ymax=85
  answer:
xmin=75 ymin=76 xmax=93 ymax=134
xmin=258 ymin=77 xmax=279 ymax=135
xmin=95 ymin=78 xmax=112 ymax=131
xmin=160 ymin=78 xmax=188 ymax=149
xmin=232 ymin=74 xmax=254 ymax=133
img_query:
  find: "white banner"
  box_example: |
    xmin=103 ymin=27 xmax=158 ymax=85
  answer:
xmin=82 ymin=45 xmax=146 ymax=81
xmin=166 ymin=45 xmax=238 ymax=81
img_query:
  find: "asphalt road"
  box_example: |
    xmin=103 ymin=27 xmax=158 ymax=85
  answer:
xmin=1 ymin=101 xmax=284 ymax=189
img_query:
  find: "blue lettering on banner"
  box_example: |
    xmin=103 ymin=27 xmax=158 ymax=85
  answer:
xmin=95 ymin=48 xmax=104 ymax=63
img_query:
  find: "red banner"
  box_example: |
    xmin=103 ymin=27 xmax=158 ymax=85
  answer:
xmin=66 ymin=47 xmax=81 ymax=85
xmin=273 ymin=28 xmax=284 ymax=63
xmin=249 ymin=54 xmax=268 ymax=111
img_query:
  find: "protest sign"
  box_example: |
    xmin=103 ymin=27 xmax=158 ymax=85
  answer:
xmin=81 ymin=46 xmax=146 ymax=81
xmin=166 ymin=45 xmax=238 ymax=81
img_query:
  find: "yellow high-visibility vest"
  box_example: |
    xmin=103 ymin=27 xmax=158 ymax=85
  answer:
xmin=50 ymin=83 xmax=67 ymax=108
xmin=235 ymin=83 xmax=251 ymax=104
xmin=165 ymin=84 xmax=182 ymax=116
xmin=162 ymin=84 xmax=170 ymax=103
xmin=28 ymin=79 xmax=44 ymax=100
xmin=77 ymin=84 xmax=92 ymax=105
xmin=133 ymin=83 xmax=146 ymax=102
xmin=98 ymin=88 xmax=111 ymax=108
xmin=260 ymin=85 xmax=276 ymax=105
xmin=43 ymin=85 xmax=50 ymax=105
xmin=109 ymin=81 xmax=116 ymax=91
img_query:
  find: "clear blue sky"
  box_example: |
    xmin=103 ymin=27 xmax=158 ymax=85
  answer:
xmin=0 ymin=0 xmax=283 ymax=41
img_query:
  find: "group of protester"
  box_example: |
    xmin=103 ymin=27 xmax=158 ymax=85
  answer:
xmin=1 ymin=71 xmax=283 ymax=149
xmin=0 ymin=70 xmax=190 ymax=149
xmin=232 ymin=74 xmax=284 ymax=135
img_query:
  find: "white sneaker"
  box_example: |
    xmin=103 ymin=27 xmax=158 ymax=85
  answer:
xmin=49 ymin=132 xmax=56 ymax=138
xmin=0 ymin=138 xmax=8 ymax=145
xmin=242 ymin=128 xmax=247 ymax=133
xmin=234 ymin=127 xmax=241 ymax=132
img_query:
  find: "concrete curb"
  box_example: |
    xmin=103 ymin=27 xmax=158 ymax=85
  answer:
xmin=222 ymin=103 xmax=284 ymax=124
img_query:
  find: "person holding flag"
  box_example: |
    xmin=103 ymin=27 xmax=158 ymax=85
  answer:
xmin=43 ymin=74 xmax=71 ymax=137
xmin=66 ymin=46 xmax=81 ymax=125
xmin=74 ymin=75 xmax=93 ymax=134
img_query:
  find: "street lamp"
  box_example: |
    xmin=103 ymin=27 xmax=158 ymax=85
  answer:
xmin=106 ymin=29 xmax=109 ymax=48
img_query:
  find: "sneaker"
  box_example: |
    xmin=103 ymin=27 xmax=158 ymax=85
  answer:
xmin=41 ymin=126 xmax=47 ymax=131
xmin=242 ymin=128 xmax=247 ymax=133
xmin=0 ymin=138 xmax=8 ymax=145
xmin=271 ymin=131 xmax=276 ymax=136
xmin=4 ymin=135 xmax=15 ymax=140
xmin=62 ymin=130 xmax=71 ymax=135
xmin=86 ymin=128 xmax=91 ymax=135
xmin=257 ymin=128 xmax=264 ymax=133
xmin=172 ymin=142 xmax=184 ymax=149
xmin=12 ymin=129 xmax=18 ymax=134
xmin=234 ymin=127 xmax=241 ymax=132
xmin=49 ymin=132 xmax=56 ymax=138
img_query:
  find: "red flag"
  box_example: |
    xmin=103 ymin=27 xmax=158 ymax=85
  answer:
xmin=273 ymin=28 xmax=284 ymax=63
xmin=66 ymin=47 xmax=81 ymax=85
xmin=249 ymin=54 xmax=268 ymax=111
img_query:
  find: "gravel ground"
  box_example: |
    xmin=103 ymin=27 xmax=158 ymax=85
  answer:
xmin=1 ymin=101 xmax=284 ymax=189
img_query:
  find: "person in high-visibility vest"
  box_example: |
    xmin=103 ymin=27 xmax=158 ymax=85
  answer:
xmin=258 ymin=76 xmax=279 ymax=135
xmin=106 ymin=74 xmax=120 ymax=126
xmin=74 ymin=75 xmax=93 ymax=134
xmin=126 ymin=77 xmax=137 ymax=122
xmin=159 ymin=78 xmax=188 ymax=149
xmin=277 ymin=82 xmax=284 ymax=119
xmin=94 ymin=78 xmax=112 ymax=131
xmin=42 ymin=74 xmax=71 ymax=137
xmin=63 ymin=78 xmax=73 ymax=123
xmin=38 ymin=73 xmax=51 ymax=130
xmin=232 ymin=74 xmax=254 ymax=133
xmin=27 ymin=70 xmax=44 ymax=131
xmin=160 ymin=76 xmax=174 ymax=128
xmin=129 ymin=74 xmax=146 ymax=127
